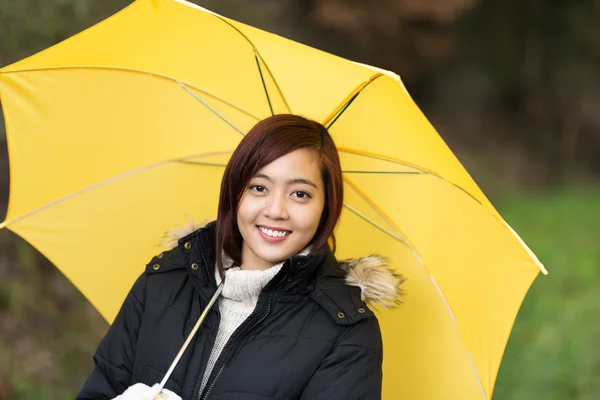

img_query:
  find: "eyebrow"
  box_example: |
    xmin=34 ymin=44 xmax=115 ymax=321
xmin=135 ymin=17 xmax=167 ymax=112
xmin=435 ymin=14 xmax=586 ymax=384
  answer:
xmin=254 ymin=173 xmax=318 ymax=189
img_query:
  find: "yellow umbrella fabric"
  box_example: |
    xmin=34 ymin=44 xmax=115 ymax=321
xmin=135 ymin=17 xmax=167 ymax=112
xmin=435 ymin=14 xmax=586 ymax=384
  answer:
xmin=0 ymin=0 xmax=545 ymax=398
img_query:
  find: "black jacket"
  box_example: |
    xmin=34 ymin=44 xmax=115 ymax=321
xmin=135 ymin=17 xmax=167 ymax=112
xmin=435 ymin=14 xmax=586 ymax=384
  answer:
xmin=76 ymin=221 xmax=402 ymax=400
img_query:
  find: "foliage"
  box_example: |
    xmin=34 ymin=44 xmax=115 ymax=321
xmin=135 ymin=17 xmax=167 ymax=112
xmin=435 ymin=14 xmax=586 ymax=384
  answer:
xmin=0 ymin=188 xmax=598 ymax=399
xmin=1 ymin=0 xmax=600 ymax=398
xmin=0 ymin=233 xmax=107 ymax=399
xmin=494 ymin=187 xmax=600 ymax=399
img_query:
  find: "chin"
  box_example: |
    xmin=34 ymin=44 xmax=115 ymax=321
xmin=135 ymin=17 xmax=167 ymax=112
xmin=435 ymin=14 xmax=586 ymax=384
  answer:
xmin=255 ymin=245 xmax=299 ymax=263
xmin=259 ymin=251 xmax=292 ymax=264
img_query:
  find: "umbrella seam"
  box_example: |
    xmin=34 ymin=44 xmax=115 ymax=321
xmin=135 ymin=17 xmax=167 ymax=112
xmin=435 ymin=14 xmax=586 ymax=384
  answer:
xmin=254 ymin=54 xmax=274 ymax=116
xmin=324 ymin=74 xmax=382 ymax=129
xmin=0 ymin=65 xmax=262 ymax=121
xmin=177 ymin=82 xmax=245 ymax=136
xmin=174 ymin=152 xmax=543 ymax=278
xmin=178 ymin=161 xmax=424 ymax=176
xmin=342 ymin=170 xmax=421 ymax=175
xmin=343 ymin=176 xmax=422 ymax=264
xmin=0 ymin=150 xmax=235 ymax=229
xmin=207 ymin=12 xmax=291 ymax=113
xmin=339 ymin=148 xmax=483 ymax=205
xmin=179 ymin=161 xmax=227 ymax=168
xmin=339 ymin=148 xmax=546 ymax=274
xmin=344 ymin=175 xmax=488 ymax=399
xmin=341 ymin=204 xmax=405 ymax=243
xmin=168 ymin=0 xmax=290 ymax=112
xmin=254 ymin=52 xmax=292 ymax=113
xmin=429 ymin=275 xmax=488 ymax=400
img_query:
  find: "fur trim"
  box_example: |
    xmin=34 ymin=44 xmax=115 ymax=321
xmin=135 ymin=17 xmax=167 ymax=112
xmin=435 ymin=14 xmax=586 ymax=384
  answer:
xmin=160 ymin=218 xmax=211 ymax=250
xmin=160 ymin=220 xmax=404 ymax=308
xmin=339 ymin=256 xmax=405 ymax=308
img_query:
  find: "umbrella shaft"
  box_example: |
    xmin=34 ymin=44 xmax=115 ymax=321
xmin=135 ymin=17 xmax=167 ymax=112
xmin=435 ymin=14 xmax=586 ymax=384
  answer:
xmin=154 ymin=282 xmax=224 ymax=398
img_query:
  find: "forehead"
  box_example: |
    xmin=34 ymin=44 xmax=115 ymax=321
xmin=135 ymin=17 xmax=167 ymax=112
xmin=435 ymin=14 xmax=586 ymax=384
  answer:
xmin=256 ymin=149 xmax=322 ymax=184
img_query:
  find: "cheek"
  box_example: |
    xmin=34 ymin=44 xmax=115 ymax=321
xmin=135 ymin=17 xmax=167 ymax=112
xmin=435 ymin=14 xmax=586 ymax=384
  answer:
xmin=297 ymin=201 xmax=325 ymax=232
xmin=238 ymin=197 xmax=262 ymax=223
xmin=314 ymin=194 xmax=326 ymax=223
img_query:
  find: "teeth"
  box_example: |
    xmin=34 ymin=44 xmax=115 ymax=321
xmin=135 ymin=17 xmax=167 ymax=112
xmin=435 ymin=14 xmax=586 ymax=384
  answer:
xmin=259 ymin=226 xmax=289 ymax=238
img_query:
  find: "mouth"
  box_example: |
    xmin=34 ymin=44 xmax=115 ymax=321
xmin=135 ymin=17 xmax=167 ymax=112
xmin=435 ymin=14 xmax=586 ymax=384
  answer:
xmin=257 ymin=225 xmax=292 ymax=240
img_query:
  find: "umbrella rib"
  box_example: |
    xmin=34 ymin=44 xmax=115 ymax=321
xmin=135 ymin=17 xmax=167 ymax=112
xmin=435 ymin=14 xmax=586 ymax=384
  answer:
xmin=429 ymin=275 xmax=489 ymax=400
xmin=178 ymin=161 xmax=228 ymax=168
xmin=0 ymin=65 xmax=262 ymax=121
xmin=343 ymin=175 xmax=488 ymax=399
xmin=323 ymin=74 xmax=382 ymax=129
xmin=170 ymin=0 xmax=291 ymax=112
xmin=254 ymin=54 xmax=274 ymax=115
xmin=0 ymin=150 xmax=235 ymax=230
xmin=342 ymin=204 xmax=404 ymax=243
xmin=177 ymin=82 xmax=245 ymax=136
xmin=211 ymin=15 xmax=291 ymax=114
xmin=339 ymin=147 xmax=484 ymax=206
xmin=343 ymin=176 xmax=423 ymax=264
xmin=255 ymin=52 xmax=292 ymax=113
xmin=178 ymin=161 xmax=421 ymax=175
xmin=340 ymin=147 xmax=547 ymax=275
xmin=342 ymin=170 xmax=421 ymax=175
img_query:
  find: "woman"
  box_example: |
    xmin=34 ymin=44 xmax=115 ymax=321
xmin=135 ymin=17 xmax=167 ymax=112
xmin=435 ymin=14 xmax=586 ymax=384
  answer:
xmin=76 ymin=114 xmax=403 ymax=400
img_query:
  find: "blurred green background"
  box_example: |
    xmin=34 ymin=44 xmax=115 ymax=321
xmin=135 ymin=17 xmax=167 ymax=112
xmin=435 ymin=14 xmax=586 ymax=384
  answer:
xmin=0 ymin=0 xmax=599 ymax=398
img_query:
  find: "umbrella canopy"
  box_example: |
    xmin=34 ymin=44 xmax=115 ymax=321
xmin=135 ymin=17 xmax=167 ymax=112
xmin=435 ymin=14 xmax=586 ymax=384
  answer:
xmin=0 ymin=0 xmax=546 ymax=398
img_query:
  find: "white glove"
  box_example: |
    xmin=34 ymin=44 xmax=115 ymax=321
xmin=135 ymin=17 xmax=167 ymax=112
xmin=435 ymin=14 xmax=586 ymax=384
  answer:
xmin=113 ymin=383 xmax=182 ymax=400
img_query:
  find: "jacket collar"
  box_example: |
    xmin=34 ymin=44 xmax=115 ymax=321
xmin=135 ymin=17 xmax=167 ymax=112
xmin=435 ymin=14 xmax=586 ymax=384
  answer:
xmin=150 ymin=220 xmax=405 ymax=325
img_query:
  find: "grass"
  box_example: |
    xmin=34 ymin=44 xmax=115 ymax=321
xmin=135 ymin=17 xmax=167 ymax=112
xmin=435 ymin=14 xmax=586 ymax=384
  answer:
xmin=1 ymin=187 xmax=599 ymax=399
xmin=493 ymin=187 xmax=600 ymax=400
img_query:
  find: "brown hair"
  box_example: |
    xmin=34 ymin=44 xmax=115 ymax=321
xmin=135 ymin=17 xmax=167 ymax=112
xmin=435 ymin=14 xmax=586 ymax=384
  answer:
xmin=215 ymin=114 xmax=343 ymax=275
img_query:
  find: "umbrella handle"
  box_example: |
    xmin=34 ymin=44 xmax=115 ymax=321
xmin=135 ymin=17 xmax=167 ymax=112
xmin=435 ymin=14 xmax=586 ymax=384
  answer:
xmin=153 ymin=281 xmax=224 ymax=399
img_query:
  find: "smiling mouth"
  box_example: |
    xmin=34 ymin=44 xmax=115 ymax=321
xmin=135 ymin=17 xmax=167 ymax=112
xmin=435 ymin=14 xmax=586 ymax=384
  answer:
xmin=257 ymin=225 xmax=292 ymax=238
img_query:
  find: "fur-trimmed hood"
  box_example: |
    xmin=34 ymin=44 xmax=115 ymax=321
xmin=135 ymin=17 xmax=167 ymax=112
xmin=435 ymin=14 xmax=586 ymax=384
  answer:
xmin=161 ymin=219 xmax=404 ymax=308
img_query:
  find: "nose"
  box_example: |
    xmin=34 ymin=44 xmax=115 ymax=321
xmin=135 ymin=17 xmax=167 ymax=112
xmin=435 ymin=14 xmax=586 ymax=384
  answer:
xmin=263 ymin=191 xmax=288 ymax=220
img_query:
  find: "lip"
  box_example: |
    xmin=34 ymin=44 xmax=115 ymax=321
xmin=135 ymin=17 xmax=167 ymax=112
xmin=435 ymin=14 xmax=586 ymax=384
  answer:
xmin=256 ymin=225 xmax=291 ymax=243
xmin=258 ymin=224 xmax=291 ymax=232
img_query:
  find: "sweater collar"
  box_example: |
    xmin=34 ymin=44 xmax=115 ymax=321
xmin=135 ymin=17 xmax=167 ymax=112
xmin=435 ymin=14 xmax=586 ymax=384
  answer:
xmin=216 ymin=263 xmax=283 ymax=304
xmin=179 ymin=221 xmax=327 ymax=295
xmin=162 ymin=219 xmax=404 ymax=326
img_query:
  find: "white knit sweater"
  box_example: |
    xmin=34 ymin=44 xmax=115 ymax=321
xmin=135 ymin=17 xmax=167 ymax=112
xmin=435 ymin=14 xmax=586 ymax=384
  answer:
xmin=199 ymin=262 xmax=284 ymax=393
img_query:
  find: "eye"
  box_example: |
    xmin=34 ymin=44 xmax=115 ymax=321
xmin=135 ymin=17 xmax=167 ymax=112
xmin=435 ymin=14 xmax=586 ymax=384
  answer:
xmin=292 ymin=191 xmax=311 ymax=199
xmin=249 ymin=185 xmax=268 ymax=194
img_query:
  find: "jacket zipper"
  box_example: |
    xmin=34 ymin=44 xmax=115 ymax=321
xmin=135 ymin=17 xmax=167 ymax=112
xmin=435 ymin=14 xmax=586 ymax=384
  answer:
xmin=198 ymin=291 xmax=274 ymax=400
xmin=191 ymin=242 xmax=220 ymax=400
xmin=197 ymin=259 xmax=291 ymax=400
xmin=198 ymin=243 xmax=215 ymax=286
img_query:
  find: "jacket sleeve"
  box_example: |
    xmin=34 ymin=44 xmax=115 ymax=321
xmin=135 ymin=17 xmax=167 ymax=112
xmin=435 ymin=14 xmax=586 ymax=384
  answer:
xmin=75 ymin=273 xmax=148 ymax=400
xmin=299 ymin=318 xmax=383 ymax=400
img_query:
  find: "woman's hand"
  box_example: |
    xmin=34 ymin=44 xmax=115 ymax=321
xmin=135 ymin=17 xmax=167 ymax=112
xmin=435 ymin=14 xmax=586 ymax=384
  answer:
xmin=112 ymin=383 xmax=182 ymax=400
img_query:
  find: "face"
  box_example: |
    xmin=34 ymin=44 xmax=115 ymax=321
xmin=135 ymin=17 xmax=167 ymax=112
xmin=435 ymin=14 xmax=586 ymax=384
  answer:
xmin=236 ymin=148 xmax=326 ymax=271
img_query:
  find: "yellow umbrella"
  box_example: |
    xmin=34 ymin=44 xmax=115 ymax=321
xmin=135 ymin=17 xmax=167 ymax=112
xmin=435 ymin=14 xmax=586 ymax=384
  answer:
xmin=0 ymin=0 xmax=546 ymax=398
